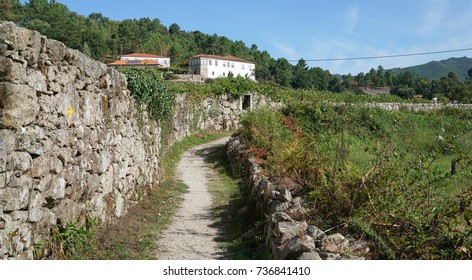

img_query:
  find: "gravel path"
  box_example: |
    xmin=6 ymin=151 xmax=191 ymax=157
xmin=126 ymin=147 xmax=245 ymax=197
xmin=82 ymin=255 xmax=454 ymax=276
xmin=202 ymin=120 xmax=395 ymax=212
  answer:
xmin=157 ymin=136 xmax=230 ymax=260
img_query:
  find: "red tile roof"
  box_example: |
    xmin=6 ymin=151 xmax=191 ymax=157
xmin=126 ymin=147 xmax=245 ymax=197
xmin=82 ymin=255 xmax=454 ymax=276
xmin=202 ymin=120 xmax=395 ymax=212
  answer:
xmin=121 ymin=53 xmax=169 ymax=59
xmin=107 ymin=59 xmax=162 ymax=66
xmin=191 ymin=54 xmax=254 ymax=64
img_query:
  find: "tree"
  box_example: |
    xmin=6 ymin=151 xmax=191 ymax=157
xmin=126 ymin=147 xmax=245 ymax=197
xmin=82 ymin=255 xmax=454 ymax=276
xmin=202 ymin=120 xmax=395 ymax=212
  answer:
xmin=0 ymin=0 xmax=22 ymax=21
xmin=168 ymin=23 xmax=181 ymax=35
xmin=291 ymin=58 xmax=310 ymax=89
xmin=271 ymin=58 xmax=293 ymax=87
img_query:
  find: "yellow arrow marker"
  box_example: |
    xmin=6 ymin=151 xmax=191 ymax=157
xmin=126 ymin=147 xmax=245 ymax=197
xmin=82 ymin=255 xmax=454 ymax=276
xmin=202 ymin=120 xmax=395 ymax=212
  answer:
xmin=66 ymin=105 xmax=74 ymax=117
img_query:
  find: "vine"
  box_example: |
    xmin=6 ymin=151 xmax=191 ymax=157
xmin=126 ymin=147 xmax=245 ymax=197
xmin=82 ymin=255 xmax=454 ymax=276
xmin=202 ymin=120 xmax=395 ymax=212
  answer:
xmin=119 ymin=67 xmax=176 ymax=124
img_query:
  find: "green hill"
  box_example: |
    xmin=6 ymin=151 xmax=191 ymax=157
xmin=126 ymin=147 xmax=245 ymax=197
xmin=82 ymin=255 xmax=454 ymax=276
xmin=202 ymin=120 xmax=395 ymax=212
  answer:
xmin=391 ymin=57 xmax=472 ymax=81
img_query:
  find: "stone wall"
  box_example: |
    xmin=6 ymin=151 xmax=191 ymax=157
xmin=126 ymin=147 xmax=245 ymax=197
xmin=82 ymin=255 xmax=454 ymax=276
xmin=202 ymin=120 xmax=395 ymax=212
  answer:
xmin=0 ymin=21 xmax=278 ymax=259
xmin=227 ymin=137 xmax=370 ymax=260
xmin=367 ymin=102 xmax=472 ymax=111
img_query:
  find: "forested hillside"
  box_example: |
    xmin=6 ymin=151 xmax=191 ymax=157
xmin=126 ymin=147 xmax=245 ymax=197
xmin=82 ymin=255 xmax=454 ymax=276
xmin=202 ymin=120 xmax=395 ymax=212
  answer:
xmin=2 ymin=0 xmax=472 ymax=103
xmin=391 ymin=57 xmax=472 ymax=82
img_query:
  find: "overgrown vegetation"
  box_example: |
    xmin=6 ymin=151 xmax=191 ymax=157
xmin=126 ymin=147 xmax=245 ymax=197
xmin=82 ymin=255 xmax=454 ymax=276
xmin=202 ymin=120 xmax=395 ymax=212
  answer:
xmin=238 ymin=102 xmax=472 ymax=259
xmin=119 ymin=67 xmax=175 ymax=125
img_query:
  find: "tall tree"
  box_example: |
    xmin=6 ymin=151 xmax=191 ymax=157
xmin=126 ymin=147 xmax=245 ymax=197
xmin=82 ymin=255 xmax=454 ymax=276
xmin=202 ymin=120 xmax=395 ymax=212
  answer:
xmin=291 ymin=58 xmax=311 ymax=89
xmin=0 ymin=0 xmax=22 ymax=21
xmin=271 ymin=58 xmax=293 ymax=87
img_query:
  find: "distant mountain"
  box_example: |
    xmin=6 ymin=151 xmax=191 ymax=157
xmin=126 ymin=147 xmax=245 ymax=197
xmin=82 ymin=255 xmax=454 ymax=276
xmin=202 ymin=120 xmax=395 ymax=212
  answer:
xmin=390 ymin=57 xmax=472 ymax=81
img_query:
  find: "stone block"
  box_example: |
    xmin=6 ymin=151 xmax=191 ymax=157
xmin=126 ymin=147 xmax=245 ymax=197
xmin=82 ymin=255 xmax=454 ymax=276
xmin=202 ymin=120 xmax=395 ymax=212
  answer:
xmin=0 ymin=83 xmax=39 ymax=128
xmin=297 ymin=251 xmax=322 ymax=260
xmin=276 ymin=235 xmax=316 ymax=260
xmin=29 ymin=153 xmax=63 ymax=178
xmin=45 ymin=175 xmax=65 ymax=200
xmin=306 ymin=225 xmax=326 ymax=240
xmin=53 ymin=199 xmax=86 ymax=225
xmin=1 ymin=176 xmax=33 ymax=211
xmin=321 ymin=233 xmax=349 ymax=253
xmin=274 ymin=221 xmax=308 ymax=244
xmin=277 ymin=189 xmax=292 ymax=203
xmin=7 ymin=152 xmax=32 ymax=172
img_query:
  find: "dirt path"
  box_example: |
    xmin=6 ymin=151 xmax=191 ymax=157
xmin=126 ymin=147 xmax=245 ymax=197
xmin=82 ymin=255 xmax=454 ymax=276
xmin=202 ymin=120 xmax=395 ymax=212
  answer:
xmin=157 ymin=136 xmax=230 ymax=260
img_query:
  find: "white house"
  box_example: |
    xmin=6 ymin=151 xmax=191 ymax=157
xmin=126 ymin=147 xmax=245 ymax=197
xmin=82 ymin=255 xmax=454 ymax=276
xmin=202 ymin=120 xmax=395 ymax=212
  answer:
xmin=188 ymin=54 xmax=255 ymax=81
xmin=117 ymin=53 xmax=171 ymax=67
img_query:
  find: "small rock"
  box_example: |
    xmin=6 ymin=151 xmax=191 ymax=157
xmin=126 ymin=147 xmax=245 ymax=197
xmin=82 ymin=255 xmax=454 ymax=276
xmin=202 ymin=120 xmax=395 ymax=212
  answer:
xmin=348 ymin=240 xmax=370 ymax=257
xmin=297 ymin=251 xmax=322 ymax=260
xmin=277 ymin=189 xmax=292 ymax=203
xmin=270 ymin=190 xmax=280 ymax=199
xmin=269 ymin=200 xmax=289 ymax=213
xmin=276 ymin=235 xmax=316 ymax=259
xmin=321 ymin=233 xmax=349 ymax=253
xmin=341 ymin=254 xmax=365 ymax=260
xmin=271 ymin=212 xmax=295 ymax=224
xmin=306 ymin=225 xmax=326 ymax=240
xmin=319 ymin=252 xmax=342 ymax=260
xmin=291 ymin=196 xmax=303 ymax=208
xmin=274 ymin=221 xmax=308 ymax=244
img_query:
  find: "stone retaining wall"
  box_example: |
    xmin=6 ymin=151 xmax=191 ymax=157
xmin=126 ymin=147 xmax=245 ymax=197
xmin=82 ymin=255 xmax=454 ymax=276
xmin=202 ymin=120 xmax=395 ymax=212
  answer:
xmin=227 ymin=137 xmax=370 ymax=260
xmin=368 ymin=102 xmax=472 ymax=111
xmin=0 ymin=21 xmax=278 ymax=259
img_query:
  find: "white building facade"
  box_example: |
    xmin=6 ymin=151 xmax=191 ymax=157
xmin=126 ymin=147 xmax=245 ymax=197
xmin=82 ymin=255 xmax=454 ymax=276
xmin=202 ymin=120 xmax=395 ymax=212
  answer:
xmin=120 ymin=53 xmax=171 ymax=67
xmin=188 ymin=54 xmax=255 ymax=81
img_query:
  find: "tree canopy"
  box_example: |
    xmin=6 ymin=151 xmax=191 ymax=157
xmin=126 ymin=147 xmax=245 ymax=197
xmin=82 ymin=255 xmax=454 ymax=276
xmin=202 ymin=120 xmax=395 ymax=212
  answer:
xmin=2 ymin=0 xmax=472 ymax=103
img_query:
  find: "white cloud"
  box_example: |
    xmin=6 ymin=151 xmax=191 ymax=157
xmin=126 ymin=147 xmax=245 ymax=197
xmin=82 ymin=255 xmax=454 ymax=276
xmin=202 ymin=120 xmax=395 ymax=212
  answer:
xmin=416 ymin=0 xmax=449 ymax=36
xmin=263 ymin=33 xmax=302 ymax=59
xmin=273 ymin=41 xmax=299 ymax=59
xmin=344 ymin=7 xmax=359 ymax=34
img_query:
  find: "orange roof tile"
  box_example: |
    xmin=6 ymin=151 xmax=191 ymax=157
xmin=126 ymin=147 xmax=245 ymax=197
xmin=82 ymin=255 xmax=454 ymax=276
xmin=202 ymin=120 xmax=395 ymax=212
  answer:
xmin=121 ymin=53 xmax=169 ymax=59
xmin=107 ymin=59 xmax=162 ymax=66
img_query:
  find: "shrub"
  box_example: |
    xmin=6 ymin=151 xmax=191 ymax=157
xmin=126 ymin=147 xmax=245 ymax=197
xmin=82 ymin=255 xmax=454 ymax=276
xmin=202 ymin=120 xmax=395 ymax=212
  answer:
xmin=119 ymin=67 xmax=175 ymax=123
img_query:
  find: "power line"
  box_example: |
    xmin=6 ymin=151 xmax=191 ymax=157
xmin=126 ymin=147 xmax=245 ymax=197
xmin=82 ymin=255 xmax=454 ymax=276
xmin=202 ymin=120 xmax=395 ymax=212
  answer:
xmin=288 ymin=47 xmax=472 ymax=62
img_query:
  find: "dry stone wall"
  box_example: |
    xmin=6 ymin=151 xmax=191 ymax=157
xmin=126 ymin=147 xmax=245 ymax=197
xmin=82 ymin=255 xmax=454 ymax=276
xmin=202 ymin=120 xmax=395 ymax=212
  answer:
xmin=227 ymin=137 xmax=370 ymax=260
xmin=0 ymin=21 xmax=278 ymax=259
xmin=367 ymin=102 xmax=472 ymax=111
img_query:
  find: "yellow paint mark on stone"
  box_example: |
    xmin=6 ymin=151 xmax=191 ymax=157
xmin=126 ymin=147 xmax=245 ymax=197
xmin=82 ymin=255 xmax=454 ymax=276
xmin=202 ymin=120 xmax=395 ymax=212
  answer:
xmin=66 ymin=105 xmax=74 ymax=117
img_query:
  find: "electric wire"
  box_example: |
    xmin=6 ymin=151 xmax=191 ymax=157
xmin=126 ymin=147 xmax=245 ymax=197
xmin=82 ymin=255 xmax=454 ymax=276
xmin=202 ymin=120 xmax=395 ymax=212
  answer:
xmin=287 ymin=47 xmax=472 ymax=62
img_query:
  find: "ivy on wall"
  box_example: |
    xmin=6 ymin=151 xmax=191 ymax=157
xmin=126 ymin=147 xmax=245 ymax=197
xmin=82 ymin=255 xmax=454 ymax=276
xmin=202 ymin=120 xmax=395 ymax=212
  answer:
xmin=119 ymin=67 xmax=176 ymax=124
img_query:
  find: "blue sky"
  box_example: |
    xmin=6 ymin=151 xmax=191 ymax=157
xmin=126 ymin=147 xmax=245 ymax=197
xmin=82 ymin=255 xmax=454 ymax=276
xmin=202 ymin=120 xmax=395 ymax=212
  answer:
xmin=49 ymin=0 xmax=472 ymax=75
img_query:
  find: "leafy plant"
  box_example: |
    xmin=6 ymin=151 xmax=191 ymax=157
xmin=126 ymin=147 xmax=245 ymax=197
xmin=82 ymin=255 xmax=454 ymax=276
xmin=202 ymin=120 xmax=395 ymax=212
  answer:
xmin=52 ymin=222 xmax=94 ymax=259
xmin=119 ymin=67 xmax=176 ymax=124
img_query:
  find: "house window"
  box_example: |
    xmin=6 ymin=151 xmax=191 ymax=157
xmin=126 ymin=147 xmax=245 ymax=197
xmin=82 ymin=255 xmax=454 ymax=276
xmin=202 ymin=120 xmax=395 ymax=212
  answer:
xmin=209 ymin=60 xmax=212 ymax=66
xmin=223 ymin=72 xmax=226 ymax=76
xmin=215 ymin=60 xmax=218 ymax=66
xmin=212 ymin=71 xmax=215 ymax=76
xmin=242 ymin=64 xmax=245 ymax=69
xmin=231 ymin=62 xmax=235 ymax=68
xmin=223 ymin=62 xmax=226 ymax=67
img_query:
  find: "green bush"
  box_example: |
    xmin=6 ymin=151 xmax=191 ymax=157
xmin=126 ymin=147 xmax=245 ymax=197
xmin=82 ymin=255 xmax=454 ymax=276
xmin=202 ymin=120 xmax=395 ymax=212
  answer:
xmin=119 ymin=67 xmax=175 ymax=123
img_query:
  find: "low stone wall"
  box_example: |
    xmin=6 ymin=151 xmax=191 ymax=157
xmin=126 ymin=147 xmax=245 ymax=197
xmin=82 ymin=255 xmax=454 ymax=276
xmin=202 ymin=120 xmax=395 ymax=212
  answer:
xmin=0 ymin=21 xmax=279 ymax=259
xmin=368 ymin=102 xmax=472 ymax=111
xmin=227 ymin=137 xmax=370 ymax=260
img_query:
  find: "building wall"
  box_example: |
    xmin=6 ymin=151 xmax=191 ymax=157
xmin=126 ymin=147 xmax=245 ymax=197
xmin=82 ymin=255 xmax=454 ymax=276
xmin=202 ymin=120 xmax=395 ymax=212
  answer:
xmin=189 ymin=57 xmax=255 ymax=81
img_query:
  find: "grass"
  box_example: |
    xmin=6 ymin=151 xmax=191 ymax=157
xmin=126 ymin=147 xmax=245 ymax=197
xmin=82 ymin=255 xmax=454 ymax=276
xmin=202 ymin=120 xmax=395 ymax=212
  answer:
xmin=72 ymin=131 xmax=231 ymax=260
xmin=198 ymin=142 xmax=270 ymax=259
